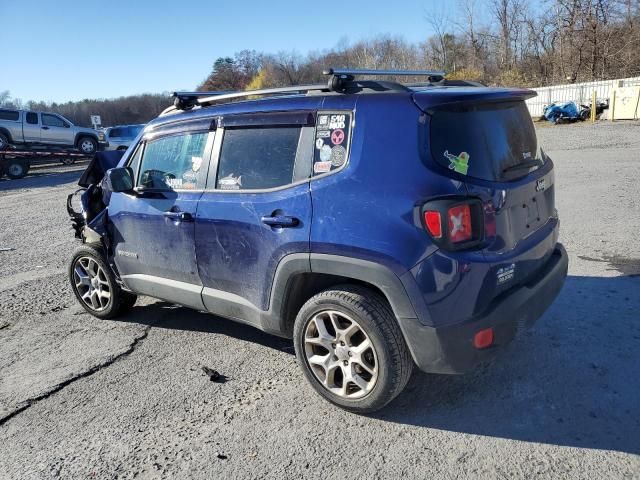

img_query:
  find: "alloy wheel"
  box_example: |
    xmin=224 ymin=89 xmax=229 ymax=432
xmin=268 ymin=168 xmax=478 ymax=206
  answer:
xmin=80 ymin=140 xmax=95 ymax=153
xmin=73 ymin=256 xmax=111 ymax=311
xmin=303 ymin=310 xmax=378 ymax=399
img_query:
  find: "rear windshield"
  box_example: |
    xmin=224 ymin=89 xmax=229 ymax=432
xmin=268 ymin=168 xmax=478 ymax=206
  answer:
xmin=430 ymin=101 xmax=540 ymax=181
xmin=0 ymin=109 xmax=19 ymax=121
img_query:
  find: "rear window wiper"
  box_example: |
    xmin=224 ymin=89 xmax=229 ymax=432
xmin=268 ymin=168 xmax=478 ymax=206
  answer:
xmin=502 ymin=159 xmax=544 ymax=174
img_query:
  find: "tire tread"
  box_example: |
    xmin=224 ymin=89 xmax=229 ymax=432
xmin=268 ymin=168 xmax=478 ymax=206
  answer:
xmin=294 ymin=284 xmax=413 ymax=412
xmin=69 ymin=243 xmax=136 ymax=319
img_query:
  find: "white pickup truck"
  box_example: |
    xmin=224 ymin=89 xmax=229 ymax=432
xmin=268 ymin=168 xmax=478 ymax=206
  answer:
xmin=0 ymin=108 xmax=104 ymax=154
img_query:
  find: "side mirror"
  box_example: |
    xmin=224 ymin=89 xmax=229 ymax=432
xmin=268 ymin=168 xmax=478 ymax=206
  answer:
xmin=64 ymin=123 xmax=70 ymax=128
xmin=106 ymin=167 xmax=134 ymax=192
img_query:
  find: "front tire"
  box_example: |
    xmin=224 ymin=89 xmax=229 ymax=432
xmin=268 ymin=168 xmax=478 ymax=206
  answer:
xmin=77 ymin=136 xmax=97 ymax=154
xmin=293 ymin=285 xmax=413 ymax=413
xmin=69 ymin=244 xmax=137 ymax=319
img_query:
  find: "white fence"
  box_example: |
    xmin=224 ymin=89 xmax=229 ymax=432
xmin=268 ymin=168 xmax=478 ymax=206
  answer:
xmin=526 ymin=76 xmax=640 ymax=117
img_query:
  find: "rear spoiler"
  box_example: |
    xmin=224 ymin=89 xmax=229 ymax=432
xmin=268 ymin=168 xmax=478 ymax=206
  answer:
xmin=412 ymin=88 xmax=537 ymax=114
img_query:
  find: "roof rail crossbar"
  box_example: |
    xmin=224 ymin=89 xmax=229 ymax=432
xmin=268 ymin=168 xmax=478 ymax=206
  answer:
xmin=323 ymin=68 xmax=446 ymax=77
xmin=322 ymin=68 xmax=446 ymax=92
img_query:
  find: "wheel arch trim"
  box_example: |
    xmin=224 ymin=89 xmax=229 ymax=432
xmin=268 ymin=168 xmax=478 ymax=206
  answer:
xmin=0 ymin=127 xmax=13 ymax=143
xmin=74 ymin=132 xmax=99 ymax=147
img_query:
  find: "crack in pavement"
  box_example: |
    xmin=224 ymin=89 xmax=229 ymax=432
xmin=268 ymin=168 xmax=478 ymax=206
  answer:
xmin=0 ymin=325 xmax=152 ymax=427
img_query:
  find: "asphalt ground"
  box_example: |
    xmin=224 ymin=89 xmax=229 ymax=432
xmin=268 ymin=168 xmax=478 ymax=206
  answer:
xmin=0 ymin=123 xmax=639 ymax=479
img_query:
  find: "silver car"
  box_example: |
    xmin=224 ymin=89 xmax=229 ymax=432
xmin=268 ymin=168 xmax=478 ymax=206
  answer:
xmin=0 ymin=108 xmax=103 ymax=153
xmin=104 ymin=124 xmax=145 ymax=151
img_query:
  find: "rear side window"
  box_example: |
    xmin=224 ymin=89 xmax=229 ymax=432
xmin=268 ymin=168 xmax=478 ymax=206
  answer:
xmin=138 ymin=132 xmax=210 ymax=190
xmin=42 ymin=114 xmax=66 ymax=128
xmin=0 ymin=109 xmax=19 ymax=121
xmin=109 ymin=128 xmax=123 ymax=138
xmin=26 ymin=112 xmax=38 ymax=124
xmin=216 ymin=127 xmax=301 ymax=190
xmin=430 ymin=101 xmax=540 ymax=181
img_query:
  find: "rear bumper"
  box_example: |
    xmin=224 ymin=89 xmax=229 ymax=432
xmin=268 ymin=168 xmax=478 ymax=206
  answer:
xmin=398 ymin=243 xmax=568 ymax=374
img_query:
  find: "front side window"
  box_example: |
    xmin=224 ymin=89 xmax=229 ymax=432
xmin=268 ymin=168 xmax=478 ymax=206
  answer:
xmin=41 ymin=114 xmax=66 ymax=128
xmin=216 ymin=127 xmax=301 ymax=190
xmin=137 ymin=132 xmax=209 ymax=190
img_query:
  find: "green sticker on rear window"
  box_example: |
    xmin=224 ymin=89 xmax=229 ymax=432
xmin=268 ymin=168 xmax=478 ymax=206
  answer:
xmin=444 ymin=150 xmax=470 ymax=175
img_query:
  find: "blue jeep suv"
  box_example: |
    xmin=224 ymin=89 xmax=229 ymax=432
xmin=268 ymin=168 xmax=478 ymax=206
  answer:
xmin=68 ymin=69 xmax=568 ymax=412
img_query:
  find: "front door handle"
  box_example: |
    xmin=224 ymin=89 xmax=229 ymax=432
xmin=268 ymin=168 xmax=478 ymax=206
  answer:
xmin=164 ymin=211 xmax=194 ymax=222
xmin=261 ymin=215 xmax=299 ymax=228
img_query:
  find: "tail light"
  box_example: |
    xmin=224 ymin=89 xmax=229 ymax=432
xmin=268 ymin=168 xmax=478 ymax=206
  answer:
xmin=447 ymin=204 xmax=472 ymax=243
xmin=421 ymin=198 xmax=484 ymax=250
xmin=424 ymin=211 xmax=442 ymax=238
xmin=473 ymin=328 xmax=494 ymax=349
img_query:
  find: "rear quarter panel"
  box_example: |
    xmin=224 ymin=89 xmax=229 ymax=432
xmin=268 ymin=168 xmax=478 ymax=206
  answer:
xmin=310 ymin=94 xmax=466 ymax=276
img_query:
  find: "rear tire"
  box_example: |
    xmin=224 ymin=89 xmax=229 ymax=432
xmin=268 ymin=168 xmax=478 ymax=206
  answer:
xmin=293 ymin=284 xmax=413 ymax=413
xmin=69 ymin=244 xmax=137 ymax=319
xmin=0 ymin=132 xmax=9 ymax=150
xmin=5 ymin=159 xmax=29 ymax=179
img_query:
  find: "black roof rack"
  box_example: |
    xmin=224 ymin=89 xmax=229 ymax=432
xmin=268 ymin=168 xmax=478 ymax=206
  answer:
xmin=323 ymin=68 xmax=446 ymax=90
xmin=164 ymin=68 xmax=451 ymax=115
xmin=323 ymin=68 xmax=446 ymax=77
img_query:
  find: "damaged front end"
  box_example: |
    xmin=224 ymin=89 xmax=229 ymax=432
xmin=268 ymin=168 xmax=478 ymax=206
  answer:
xmin=66 ymin=150 xmax=125 ymax=247
xmin=67 ymin=185 xmax=109 ymax=241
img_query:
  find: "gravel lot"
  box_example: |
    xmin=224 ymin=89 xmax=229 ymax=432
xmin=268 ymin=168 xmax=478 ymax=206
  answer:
xmin=1 ymin=123 xmax=639 ymax=480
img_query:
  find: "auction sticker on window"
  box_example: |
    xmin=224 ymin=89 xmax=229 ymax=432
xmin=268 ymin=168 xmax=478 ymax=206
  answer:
xmin=313 ymin=111 xmax=352 ymax=175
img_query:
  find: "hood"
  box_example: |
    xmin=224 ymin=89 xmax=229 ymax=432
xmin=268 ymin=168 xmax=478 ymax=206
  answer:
xmin=77 ymin=150 xmax=125 ymax=187
xmin=76 ymin=126 xmax=100 ymax=135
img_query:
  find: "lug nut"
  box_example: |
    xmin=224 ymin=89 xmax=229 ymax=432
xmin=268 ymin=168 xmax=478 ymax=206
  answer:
xmin=343 ymin=360 xmax=348 ymax=366
xmin=340 ymin=341 xmax=345 ymax=346
xmin=348 ymin=351 xmax=353 ymax=357
xmin=331 ymin=343 xmax=336 ymax=348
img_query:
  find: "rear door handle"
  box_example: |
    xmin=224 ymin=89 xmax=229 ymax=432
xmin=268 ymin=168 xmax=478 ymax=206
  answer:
xmin=261 ymin=215 xmax=299 ymax=228
xmin=41 ymin=126 xmax=49 ymax=130
xmin=164 ymin=211 xmax=194 ymax=222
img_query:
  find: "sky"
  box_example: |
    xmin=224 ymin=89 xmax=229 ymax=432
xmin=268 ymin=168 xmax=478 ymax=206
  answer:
xmin=0 ymin=0 xmax=463 ymax=104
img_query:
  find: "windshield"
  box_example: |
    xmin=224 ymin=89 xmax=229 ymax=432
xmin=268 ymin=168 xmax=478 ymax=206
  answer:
xmin=430 ymin=101 xmax=540 ymax=181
